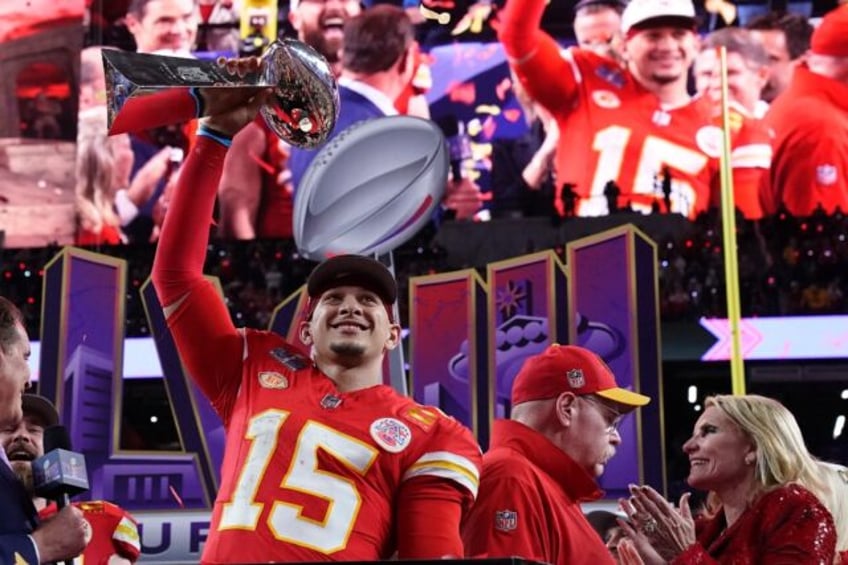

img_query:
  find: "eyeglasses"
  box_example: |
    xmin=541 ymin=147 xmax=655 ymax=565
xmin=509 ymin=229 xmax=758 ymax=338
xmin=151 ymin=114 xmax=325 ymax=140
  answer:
xmin=580 ymin=395 xmax=626 ymax=434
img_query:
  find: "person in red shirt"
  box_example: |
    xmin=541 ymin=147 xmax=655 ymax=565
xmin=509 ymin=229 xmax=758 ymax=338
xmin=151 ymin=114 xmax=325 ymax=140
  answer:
xmin=692 ymin=28 xmax=773 ymax=219
xmin=763 ymin=5 xmax=848 ymax=218
xmin=498 ymin=0 xmax=766 ymax=219
xmin=617 ymin=394 xmax=836 ymax=564
xmin=461 ymin=344 xmax=650 ymax=565
xmin=151 ymin=76 xmax=482 ymax=563
xmin=1 ymin=394 xmax=141 ymax=564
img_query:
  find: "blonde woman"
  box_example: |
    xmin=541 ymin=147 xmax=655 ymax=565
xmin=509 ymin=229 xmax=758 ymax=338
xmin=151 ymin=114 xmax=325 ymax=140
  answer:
xmin=618 ymin=394 xmax=836 ymax=564
xmin=75 ymin=112 xmax=172 ymax=246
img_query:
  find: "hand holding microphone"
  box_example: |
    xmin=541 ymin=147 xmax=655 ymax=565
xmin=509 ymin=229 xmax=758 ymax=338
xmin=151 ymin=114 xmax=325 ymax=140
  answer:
xmin=436 ymin=115 xmax=490 ymax=220
xmin=31 ymin=426 xmax=90 ymax=564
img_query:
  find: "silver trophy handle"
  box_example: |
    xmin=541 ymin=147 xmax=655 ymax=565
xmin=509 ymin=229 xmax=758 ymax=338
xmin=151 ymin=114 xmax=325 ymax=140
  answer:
xmin=103 ymin=39 xmax=338 ymax=149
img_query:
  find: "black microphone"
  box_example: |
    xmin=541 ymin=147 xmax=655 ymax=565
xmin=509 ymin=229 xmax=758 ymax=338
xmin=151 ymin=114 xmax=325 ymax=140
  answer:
xmin=435 ymin=115 xmax=472 ymax=181
xmin=33 ymin=426 xmax=89 ymax=508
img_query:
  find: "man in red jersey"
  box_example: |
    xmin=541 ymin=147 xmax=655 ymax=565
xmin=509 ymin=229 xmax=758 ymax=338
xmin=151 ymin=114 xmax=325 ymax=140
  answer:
xmin=1 ymin=394 xmax=141 ymax=564
xmin=498 ymin=0 xmax=766 ymax=219
xmin=763 ymin=5 xmax=848 ymax=217
xmin=462 ymin=344 xmax=650 ymax=565
xmin=151 ymin=66 xmax=482 ymax=563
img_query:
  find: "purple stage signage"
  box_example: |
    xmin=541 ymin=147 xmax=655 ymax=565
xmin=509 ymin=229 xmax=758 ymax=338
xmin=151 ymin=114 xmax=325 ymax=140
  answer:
xmin=567 ymin=226 xmax=664 ymax=498
xmin=409 ymin=270 xmax=489 ymax=443
xmin=39 ymin=249 xmax=208 ymax=509
xmin=486 ymin=251 xmax=568 ymax=422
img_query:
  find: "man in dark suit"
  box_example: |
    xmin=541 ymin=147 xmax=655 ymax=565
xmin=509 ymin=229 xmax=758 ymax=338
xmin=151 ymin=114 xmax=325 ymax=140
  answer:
xmin=288 ymin=5 xmax=419 ymax=189
xmin=0 ymin=296 xmax=87 ymax=564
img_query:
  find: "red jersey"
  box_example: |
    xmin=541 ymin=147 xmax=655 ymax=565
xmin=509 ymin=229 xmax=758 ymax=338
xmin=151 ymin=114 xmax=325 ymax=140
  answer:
xmin=763 ymin=65 xmax=848 ymax=217
xmin=255 ymin=117 xmax=295 ymax=239
xmin=711 ymin=102 xmax=773 ymax=220
xmin=40 ymin=501 xmax=141 ymax=564
xmin=501 ymin=21 xmax=770 ymax=219
xmin=462 ymin=420 xmax=614 ymax=565
xmin=672 ymin=484 xmax=835 ymax=563
xmin=154 ymin=137 xmax=481 ymax=564
xmin=179 ymin=306 xmax=481 ymax=563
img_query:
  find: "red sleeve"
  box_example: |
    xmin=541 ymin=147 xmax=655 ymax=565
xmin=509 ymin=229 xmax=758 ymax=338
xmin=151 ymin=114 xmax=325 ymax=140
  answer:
xmin=756 ymin=495 xmax=837 ymax=564
xmin=498 ymin=0 xmax=579 ymax=115
xmin=770 ymin=121 xmax=848 ymax=216
xmin=730 ymin=167 xmax=766 ymax=220
xmin=460 ymin=468 xmax=550 ymax=561
xmin=727 ymin=118 xmax=772 ymax=219
xmin=397 ymin=476 xmax=467 ymax=558
xmin=151 ymin=136 xmax=244 ymax=419
xmin=107 ymin=505 xmax=141 ymax=562
xmin=110 ymin=89 xmax=198 ymax=135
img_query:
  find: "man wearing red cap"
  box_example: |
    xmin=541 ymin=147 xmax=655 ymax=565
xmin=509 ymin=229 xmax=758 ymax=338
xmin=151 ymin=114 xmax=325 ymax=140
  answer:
xmin=151 ymin=78 xmax=482 ymax=563
xmin=461 ymin=344 xmax=650 ymax=565
xmin=498 ymin=0 xmax=771 ymax=219
xmin=763 ymin=4 xmax=848 ymax=217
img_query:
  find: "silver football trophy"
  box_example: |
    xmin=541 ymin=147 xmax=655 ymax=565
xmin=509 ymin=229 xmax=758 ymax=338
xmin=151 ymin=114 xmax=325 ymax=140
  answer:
xmin=103 ymin=38 xmax=338 ymax=148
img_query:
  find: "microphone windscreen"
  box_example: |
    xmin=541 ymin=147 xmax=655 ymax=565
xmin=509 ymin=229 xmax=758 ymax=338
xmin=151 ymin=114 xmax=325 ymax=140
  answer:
xmin=43 ymin=425 xmax=72 ymax=453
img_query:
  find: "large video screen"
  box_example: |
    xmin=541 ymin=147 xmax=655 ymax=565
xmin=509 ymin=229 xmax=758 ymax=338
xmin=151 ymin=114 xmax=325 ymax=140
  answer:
xmin=0 ymin=0 xmax=84 ymax=248
xmin=2 ymin=2 xmax=846 ymax=338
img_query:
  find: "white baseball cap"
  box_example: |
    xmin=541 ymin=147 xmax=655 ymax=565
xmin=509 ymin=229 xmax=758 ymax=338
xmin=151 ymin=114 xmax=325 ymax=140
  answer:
xmin=621 ymin=0 xmax=696 ymax=34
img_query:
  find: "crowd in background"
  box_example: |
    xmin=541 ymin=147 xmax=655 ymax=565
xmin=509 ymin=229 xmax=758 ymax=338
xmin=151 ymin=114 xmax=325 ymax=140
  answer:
xmin=3 ymin=206 xmax=848 ymax=340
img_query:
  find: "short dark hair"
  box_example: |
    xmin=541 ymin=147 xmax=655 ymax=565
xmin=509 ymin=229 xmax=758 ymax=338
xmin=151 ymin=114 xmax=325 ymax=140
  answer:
xmin=746 ymin=11 xmax=813 ymax=60
xmin=701 ymin=27 xmax=770 ymax=68
xmin=0 ymin=297 xmax=23 ymax=353
xmin=342 ymin=5 xmax=414 ymax=74
xmin=127 ymin=0 xmax=197 ymax=18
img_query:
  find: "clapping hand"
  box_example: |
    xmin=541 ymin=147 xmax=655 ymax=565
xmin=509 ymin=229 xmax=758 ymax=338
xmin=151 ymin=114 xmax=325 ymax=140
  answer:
xmin=619 ymin=485 xmax=697 ymax=562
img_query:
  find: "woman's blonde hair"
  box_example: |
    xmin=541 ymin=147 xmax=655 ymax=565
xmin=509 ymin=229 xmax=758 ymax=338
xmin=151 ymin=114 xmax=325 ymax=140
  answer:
xmin=706 ymin=395 xmax=826 ymax=497
xmin=75 ymin=112 xmax=121 ymax=235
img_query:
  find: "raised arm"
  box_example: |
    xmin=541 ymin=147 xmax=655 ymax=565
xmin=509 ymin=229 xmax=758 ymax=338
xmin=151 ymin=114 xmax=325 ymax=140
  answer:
xmin=150 ymin=64 xmax=272 ymax=416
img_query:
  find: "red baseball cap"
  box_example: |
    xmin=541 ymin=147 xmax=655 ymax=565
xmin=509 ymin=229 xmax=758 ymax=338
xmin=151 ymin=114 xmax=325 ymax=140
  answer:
xmin=511 ymin=344 xmax=650 ymax=409
xmin=811 ymin=5 xmax=848 ymax=58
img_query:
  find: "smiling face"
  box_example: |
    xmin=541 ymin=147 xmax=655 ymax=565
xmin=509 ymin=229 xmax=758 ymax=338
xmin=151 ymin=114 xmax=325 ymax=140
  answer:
xmin=0 ymin=322 xmax=31 ymax=427
xmin=0 ymin=411 xmax=46 ymax=494
xmin=683 ymin=405 xmax=756 ymax=492
xmin=299 ymin=285 xmax=399 ymax=368
xmin=625 ymin=26 xmax=699 ymax=89
xmin=693 ymin=49 xmax=768 ymax=113
xmin=574 ymin=6 xmax=624 ymax=60
xmin=289 ymin=0 xmax=362 ymax=65
xmin=126 ymin=0 xmax=199 ymax=54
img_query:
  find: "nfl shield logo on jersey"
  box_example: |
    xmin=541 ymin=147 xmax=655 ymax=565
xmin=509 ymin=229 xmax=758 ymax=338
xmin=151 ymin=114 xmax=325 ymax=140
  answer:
xmin=370 ymin=418 xmax=412 ymax=453
xmin=567 ymin=368 xmax=585 ymax=389
xmin=494 ymin=510 xmax=518 ymax=532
